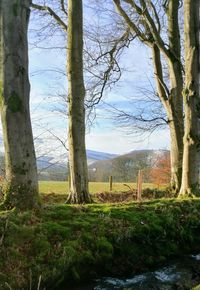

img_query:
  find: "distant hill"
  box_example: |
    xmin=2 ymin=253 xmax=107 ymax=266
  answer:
xmin=86 ymin=150 xmax=118 ymax=164
xmin=37 ymin=150 xmax=118 ymax=168
xmin=0 ymin=149 xmax=118 ymax=180
xmin=36 ymin=149 xmax=118 ymax=180
xmin=88 ymin=149 xmax=169 ymax=183
xmin=0 ymin=149 xmax=169 ymax=182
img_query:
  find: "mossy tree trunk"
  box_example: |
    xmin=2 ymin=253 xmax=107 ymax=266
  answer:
xmin=66 ymin=0 xmax=91 ymax=204
xmin=0 ymin=0 xmax=39 ymax=209
xmin=179 ymin=0 xmax=200 ymax=197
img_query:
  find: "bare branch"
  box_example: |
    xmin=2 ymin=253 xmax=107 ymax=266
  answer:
xmin=148 ymin=1 xmax=161 ymax=34
xmin=113 ymin=0 xmax=151 ymax=46
xmin=60 ymin=0 xmax=68 ymax=16
xmin=85 ymin=28 xmax=134 ymax=108
xmin=31 ymin=3 xmax=68 ymax=31
xmin=138 ymin=0 xmax=170 ymax=59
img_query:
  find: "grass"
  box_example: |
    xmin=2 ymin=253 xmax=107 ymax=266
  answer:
xmin=0 ymin=181 xmax=198 ymax=289
xmin=39 ymin=181 xmax=167 ymax=204
xmin=1 ymin=198 xmax=200 ymax=289
xmin=39 ymin=181 xmax=164 ymax=195
xmin=39 ymin=181 xmax=168 ymax=204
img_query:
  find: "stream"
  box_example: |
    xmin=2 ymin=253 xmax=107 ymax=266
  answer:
xmin=69 ymin=254 xmax=200 ymax=290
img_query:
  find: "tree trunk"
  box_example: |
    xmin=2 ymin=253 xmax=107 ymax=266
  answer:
xmin=179 ymin=0 xmax=200 ymax=196
xmin=167 ymin=58 xmax=184 ymax=193
xmin=166 ymin=0 xmax=184 ymax=193
xmin=168 ymin=119 xmax=183 ymax=193
xmin=0 ymin=0 xmax=39 ymax=209
xmin=66 ymin=0 xmax=91 ymax=204
xmin=152 ymin=43 xmax=183 ymax=193
xmin=114 ymin=0 xmax=184 ymax=193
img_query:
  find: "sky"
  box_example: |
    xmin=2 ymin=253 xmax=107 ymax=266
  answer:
xmin=13 ymin=1 xmax=170 ymax=157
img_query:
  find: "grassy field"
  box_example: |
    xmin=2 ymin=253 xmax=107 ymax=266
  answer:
xmin=39 ymin=181 xmax=162 ymax=195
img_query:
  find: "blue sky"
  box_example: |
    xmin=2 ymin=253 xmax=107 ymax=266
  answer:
xmin=27 ymin=2 xmax=170 ymax=156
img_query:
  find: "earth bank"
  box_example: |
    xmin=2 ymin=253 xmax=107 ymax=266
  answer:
xmin=1 ymin=198 xmax=200 ymax=289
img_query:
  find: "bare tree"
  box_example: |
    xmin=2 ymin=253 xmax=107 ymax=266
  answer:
xmin=179 ymin=0 xmax=200 ymax=196
xmin=112 ymin=0 xmax=184 ymax=193
xmin=0 ymin=0 xmax=39 ymax=209
xmin=31 ymin=0 xmax=92 ymax=203
xmin=107 ymin=84 xmax=168 ymax=135
xmin=66 ymin=0 xmax=92 ymax=203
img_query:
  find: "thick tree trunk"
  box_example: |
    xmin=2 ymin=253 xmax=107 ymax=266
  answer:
xmin=152 ymin=43 xmax=183 ymax=193
xmin=169 ymin=119 xmax=183 ymax=193
xmin=0 ymin=0 xmax=39 ymax=209
xmin=67 ymin=0 xmax=91 ymax=204
xmin=167 ymin=0 xmax=184 ymax=193
xmin=167 ymin=65 xmax=184 ymax=193
xmin=179 ymin=0 xmax=200 ymax=196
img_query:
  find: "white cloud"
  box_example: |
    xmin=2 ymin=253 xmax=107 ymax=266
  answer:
xmin=86 ymin=128 xmax=170 ymax=155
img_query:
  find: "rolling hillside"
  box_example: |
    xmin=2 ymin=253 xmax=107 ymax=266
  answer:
xmin=37 ymin=149 xmax=118 ymax=180
xmin=88 ymin=149 xmax=170 ymax=182
xmin=0 ymin=149 xmax=169 ymax=182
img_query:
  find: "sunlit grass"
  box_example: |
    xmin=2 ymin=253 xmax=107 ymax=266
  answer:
xmin=1 ymin=198 xmax=200 ymax=289
xmin=39 ymin=181 xmax=165 ymax=195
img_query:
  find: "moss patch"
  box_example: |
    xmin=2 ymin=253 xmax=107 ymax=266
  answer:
xmin=7 ymin=91 xmax=22 ymax=113
xmin=1 ymin=199 xmax=200 ymax=289
xmin=12 ymin=0 xmax=20 ymax=17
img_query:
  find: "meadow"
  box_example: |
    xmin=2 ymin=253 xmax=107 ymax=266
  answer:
xmin=39 ymin=181 xmax=161 ymax=195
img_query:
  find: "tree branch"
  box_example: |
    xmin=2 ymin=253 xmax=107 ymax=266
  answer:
xmin=138 ymin=0 xmax=170 ymax=59
xmin=113 ymin=0 xmax=151 ymax=46
xmin=31 ymin=3 xmax=68 ymax=31
xmin=152 ymin=43 xmax=170 ymax=112
xmin=85 ymin=28 xmax=134 ymax=108
xmin=60 ymin=0 xmax=68 ymax=16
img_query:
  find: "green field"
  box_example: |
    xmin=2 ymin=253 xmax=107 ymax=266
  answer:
xmin=39 ymin=181 xmax=161 ymax=195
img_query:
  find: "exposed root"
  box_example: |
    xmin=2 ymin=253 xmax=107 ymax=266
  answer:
xmin=66 ymin=191 xmax=93 ymax=204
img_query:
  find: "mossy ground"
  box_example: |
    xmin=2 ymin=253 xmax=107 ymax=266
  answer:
xmin=1 ymin=198 xmax=200 ymax=289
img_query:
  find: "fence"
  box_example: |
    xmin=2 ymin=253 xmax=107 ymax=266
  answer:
xmin=108 ymin=170 xmax=143 ymax=201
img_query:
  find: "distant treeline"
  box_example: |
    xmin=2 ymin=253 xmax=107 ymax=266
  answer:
xmin=88 ymin=150 xmax=170 ymax=184
xmin=0 ymin=150 xmax=170 ymax=184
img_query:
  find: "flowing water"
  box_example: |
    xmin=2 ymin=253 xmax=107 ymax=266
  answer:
xmin=69 ymin=254 xmax=200 ymax=290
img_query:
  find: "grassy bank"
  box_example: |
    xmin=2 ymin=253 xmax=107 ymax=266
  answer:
xmin=1 ymin=198 xmax=200 ymax=289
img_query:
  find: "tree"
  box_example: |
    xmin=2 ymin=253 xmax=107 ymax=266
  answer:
xmin=66 ymin=0 xmax=91 ymax=203
xmin=32 ymin=1 xmax=91 ymax=203
xmin=179 ymin=0 xmax=200 ymax=196
xmin=112 ymin=0 xmax=184 ymax=193
xmin=0 ymin=0 xmax=39 ymax=209
xmin=149 ymin=152 xmax=171 ymax=187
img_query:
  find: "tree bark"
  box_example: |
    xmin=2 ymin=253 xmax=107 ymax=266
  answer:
xmin=152 ymin=43 xmax=183 ymax=194
xmin=67 ymin=0 xmax=91 ymax=204
xmin=166 ymin=0 xmax=184 ymax=193
xmin=179 ymin=0 xmax=200 ymax=196
xmin=168 ymin=119 xmax=183 ymax=192
xmin=0 ymin=0 xmax=39 ymax=209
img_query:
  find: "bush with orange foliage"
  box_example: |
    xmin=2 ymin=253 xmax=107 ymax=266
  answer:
xmin=149 ymin=153 xmax=171 ymax=187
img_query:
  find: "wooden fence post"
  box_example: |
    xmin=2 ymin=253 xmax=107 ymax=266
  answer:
xmin=109 ymin=176 xmax=113 ymax=191
xmin=137 ymin=170 xmax=143 ymax=201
